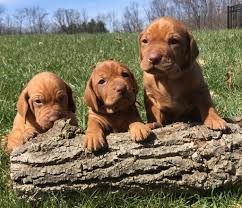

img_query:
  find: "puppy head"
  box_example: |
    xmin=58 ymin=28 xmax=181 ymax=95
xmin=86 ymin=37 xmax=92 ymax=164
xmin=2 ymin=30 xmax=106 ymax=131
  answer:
xmin=17 ymin=72 xmax=76 ymax=131
xmin=138 ymin=17 xmax=199 ymax=79
xmin=84 ymin=60 xmax=138 ymax=114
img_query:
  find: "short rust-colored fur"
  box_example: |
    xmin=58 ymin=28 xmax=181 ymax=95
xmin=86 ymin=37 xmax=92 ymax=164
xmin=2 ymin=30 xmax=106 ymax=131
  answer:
xmin=83 ymin=60 xmax=151 ymax=151
xmin=3 ymin=72 xmax=77 ymax=154
xmin=138 ymin=17 xmax=226 ymax=129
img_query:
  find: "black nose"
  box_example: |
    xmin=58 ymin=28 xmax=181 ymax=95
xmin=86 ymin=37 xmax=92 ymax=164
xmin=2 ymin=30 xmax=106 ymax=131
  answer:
xmin=148 ymin=53 xmax=162 ymax=65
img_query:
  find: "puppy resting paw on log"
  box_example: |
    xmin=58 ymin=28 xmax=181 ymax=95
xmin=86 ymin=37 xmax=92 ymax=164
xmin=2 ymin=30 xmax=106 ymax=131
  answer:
xmin=83 ymin=60 xmax=152 ymax=151
xmin=138 ymin=17 xmax=226 ymax=130
xmin=2 ymin=72 xmax=77 ymax=154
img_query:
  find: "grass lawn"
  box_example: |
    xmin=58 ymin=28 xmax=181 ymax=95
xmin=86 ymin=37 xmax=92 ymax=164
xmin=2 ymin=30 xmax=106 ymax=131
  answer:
xmin=0 ymin=30 xmax=242 ymax=207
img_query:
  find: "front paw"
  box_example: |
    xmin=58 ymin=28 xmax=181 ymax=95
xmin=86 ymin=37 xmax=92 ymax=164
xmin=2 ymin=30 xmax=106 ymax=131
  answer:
xmin=204 ymin=113 xmax=227 ymax=130
xmin=83 ymin=132 xmax=106 ymax=151
xmin=146 ymin=122 xmax=162 ymax=130
xmin=23 ymin=129 xmax=38 ymax=142
xmin=129 ymin=122 xmax=152 ymax=142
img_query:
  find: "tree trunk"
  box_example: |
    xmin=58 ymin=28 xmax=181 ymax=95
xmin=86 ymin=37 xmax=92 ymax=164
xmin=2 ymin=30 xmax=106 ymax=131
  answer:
xmin=10 ymin=120 xmax=242 ymax=199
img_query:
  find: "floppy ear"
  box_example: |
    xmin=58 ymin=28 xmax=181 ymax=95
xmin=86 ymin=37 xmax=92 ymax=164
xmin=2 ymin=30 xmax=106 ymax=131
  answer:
xmin=65 ymin=82 xmax=76 ymax=113
xmin=138 ymin=32 xmax=143 ymax=61
xmin=130 ymin=71 xmax=139 ymax=95
xmin=83 ymin=78 xmax=99 ymax=112
xmin=187 ymin=31 xmax=199 ymax=64
xmin=17 ymin=88 xmax=29 ymax=123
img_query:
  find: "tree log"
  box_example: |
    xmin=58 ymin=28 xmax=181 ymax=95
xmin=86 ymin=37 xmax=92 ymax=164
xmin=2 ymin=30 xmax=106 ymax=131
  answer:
xmin=10 ymin=120 xmax=242 ymax=199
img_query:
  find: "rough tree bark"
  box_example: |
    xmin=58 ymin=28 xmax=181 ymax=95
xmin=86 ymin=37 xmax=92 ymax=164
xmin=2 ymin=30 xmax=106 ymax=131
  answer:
xmin=10 ymin=120 xmax=242 ymax=199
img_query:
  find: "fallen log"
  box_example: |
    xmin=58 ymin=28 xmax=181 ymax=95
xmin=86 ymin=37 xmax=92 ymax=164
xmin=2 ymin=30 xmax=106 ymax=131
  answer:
xmin=10 ymin=120 xmax=242 ymax=199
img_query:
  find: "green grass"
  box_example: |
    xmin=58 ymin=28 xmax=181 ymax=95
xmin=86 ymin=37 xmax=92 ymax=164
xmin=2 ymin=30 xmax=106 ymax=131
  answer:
xmin=0 ymin=30 xmax=242 ymax=207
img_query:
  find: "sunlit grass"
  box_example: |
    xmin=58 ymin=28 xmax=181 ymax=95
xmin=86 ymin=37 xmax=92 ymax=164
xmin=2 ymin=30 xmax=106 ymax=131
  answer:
xmin=0 ymin=30 xmax=242 ymax=207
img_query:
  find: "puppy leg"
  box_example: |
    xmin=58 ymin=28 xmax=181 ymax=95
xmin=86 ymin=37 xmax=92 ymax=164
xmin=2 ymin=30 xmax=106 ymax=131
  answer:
xmin=4 ymin=127 xmax=38 ymax=154
xmin=83 ymin=117 xmax=106 ymax=151
xmin=4 ymin=130 xmax=25 ymax=154
xmin=144 ymin=93 xmax=165 ymax=128
xmin=193 ymin=87 xmax=226 ymax=130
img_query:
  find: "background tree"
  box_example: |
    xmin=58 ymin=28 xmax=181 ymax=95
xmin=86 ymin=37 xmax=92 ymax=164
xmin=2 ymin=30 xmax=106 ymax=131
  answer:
xmin=80 ymin=8 xmax=88 ymax=24
xmin=106 ymin=11 xmax=121 ymax=32
xmin=175 ymin=0 xmax=208 ymax=29
xmin=23 ymin=6 xmax=49 ymax=34
xmin=0 ymin=5 xmax=5 ymax=34
xmin=53 ymin=8 xmax=81 ymax=33
xmin=13 ymin=9 xmax=26 ymax=34
xmin=144 ymin=0 xmax=176 ymax=23
xmin=3 ymin=14 xmax=14 ymax=34
xmin=122 ymin=1 xmax=143 ymax=32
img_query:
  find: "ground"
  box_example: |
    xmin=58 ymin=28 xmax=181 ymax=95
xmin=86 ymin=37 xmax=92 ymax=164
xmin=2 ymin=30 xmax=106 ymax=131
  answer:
xmin=0 ymin=30 xmax=242 ymax=207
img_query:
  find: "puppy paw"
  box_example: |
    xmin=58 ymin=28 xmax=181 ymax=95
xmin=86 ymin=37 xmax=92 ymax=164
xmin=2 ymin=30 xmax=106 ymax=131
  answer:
xmin=204 ymin=113 xmax=227 ymax=130
xmin=146 ymin=122 xmax=162 ymax=130
xmin=83 ymin=132 xmax=106 ymax=151
xmin=129 ymin=122 xmax=152 ymax=142
xmin=23 ymin=129 xmax=38 ymax=142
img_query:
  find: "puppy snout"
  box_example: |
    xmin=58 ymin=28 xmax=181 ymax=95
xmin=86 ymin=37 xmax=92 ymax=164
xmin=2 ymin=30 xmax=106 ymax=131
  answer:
xmin=148 ymin=53 xmax=162 ymax=65
xmin=45 ymin=111 xmax=62 ymax=124
xmin=49 ymin=114 xmax=60 ymax=122
xmin=115 ymin=84 xmax=127 ymax=94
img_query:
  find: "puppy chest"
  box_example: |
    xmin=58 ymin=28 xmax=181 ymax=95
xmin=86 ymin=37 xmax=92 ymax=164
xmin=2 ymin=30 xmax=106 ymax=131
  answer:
xmin=103 ymin=114 xmax=129 ymax=133
xmin=146 ymin=86 xmax=194 ymax=115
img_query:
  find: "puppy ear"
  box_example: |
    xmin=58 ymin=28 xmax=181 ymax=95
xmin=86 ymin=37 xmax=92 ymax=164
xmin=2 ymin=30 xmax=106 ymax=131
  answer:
xmin=187 ymin=32 xmax=199 ymax=63
xmin=130 ymin=72 xmax=138 ymax=95
xmin=138 ymin=32 xmax=143 ymax=61
xmin=65 ymin=82 xmax=76 ymax=113
xmin=83 ymin=78 xmax=99 ymax=112
xmin=17 ymin=88 xmax=29 ymax=123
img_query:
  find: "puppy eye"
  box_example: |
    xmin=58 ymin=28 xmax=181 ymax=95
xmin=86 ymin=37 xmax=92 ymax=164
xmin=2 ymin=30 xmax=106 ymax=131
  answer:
xmin=34 ymin=99 xmax=43 ymax=105
xmin=142 ymin=38 xmax=148 ymax=44
xmin=168 ymin=37 xmax=179 ymax=45
xmin=121 ymin=72 xmax=129 ymax=77
xmin=98 ymin=79 xmax=106 ymax=85
xmin=58 ymin=96 xmax=65 ymax=103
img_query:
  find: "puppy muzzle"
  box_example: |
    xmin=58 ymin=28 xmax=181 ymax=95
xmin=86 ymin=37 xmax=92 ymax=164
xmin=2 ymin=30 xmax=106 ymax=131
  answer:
xmin=37 ymin=110 xmax=65 ymax=131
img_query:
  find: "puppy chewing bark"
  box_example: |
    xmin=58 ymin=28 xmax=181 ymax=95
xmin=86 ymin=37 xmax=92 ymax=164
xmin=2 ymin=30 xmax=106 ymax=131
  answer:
xmin=138 ymin=17 xmax=226 ymax=130
xmin=83 ymin=60 xmax=151 ymax=151
xmin=3 ymin=72 xmax=77 ymax=154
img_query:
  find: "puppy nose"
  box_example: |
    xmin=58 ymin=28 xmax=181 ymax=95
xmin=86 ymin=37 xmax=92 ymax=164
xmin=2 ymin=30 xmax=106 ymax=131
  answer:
xmin=148 ymin=53 xmax=162 ymax=65
xmin=115 ymin=84 xmax=127 ymax=94
xmin=49 ymin=112 xmax=62 ymax=122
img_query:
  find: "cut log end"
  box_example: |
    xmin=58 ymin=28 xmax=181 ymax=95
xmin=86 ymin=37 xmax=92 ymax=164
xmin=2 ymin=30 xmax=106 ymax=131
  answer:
xmin=10 ymin=119 xmax=242 ymax=200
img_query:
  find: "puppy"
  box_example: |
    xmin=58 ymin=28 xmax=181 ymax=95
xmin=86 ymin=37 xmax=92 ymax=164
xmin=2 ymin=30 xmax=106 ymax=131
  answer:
xmin=83 ymin=60 xmax=151 ymax=151
xmin=138 ymin=17 xmax=226 ymax=129
xmin=3 ymin=72 xmax=77 ymax=154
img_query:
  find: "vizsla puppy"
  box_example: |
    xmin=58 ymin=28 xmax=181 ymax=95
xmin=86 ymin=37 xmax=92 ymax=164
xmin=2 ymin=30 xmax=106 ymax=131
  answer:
xmin=138 ymin=17 xmax=226 ymax=129
xmin=83 ymin=60 xmax=151 ymax=151
xmin=3 ymin=72 xmax=77 ymax=154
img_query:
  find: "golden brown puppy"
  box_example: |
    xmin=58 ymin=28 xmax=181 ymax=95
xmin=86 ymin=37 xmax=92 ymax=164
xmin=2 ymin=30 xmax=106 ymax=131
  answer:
xmin=138 ymin=17 xmax=226 ymax=129
xmin=83 ymin=60 xmax=151 ymax=151
xmin=3 ymin=72 xmax=77 ymax=154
